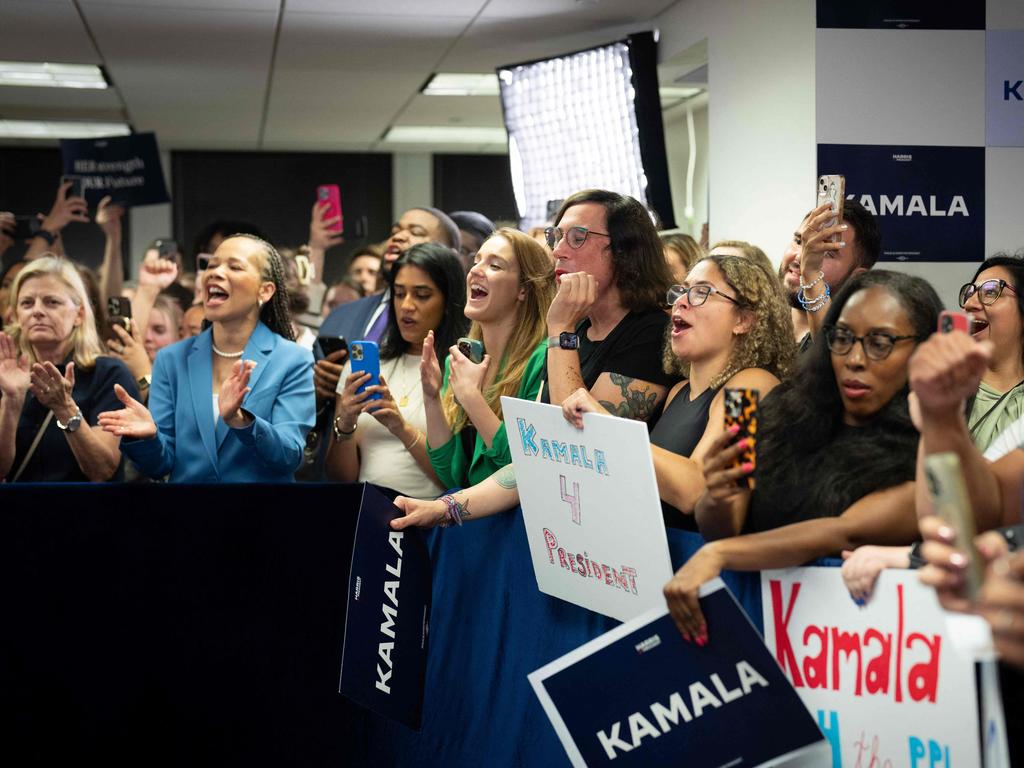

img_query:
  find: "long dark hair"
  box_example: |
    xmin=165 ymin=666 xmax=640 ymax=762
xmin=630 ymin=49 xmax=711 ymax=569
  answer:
xmin=752 ymin=270 xmax=942 ymax=522
xmin=554 ymin=189 xmax=671 ymax=313
xmin=379 ymin=243 xmax=468 ymax=363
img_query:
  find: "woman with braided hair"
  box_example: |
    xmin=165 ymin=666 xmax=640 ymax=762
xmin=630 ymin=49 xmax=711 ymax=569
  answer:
xmin=99 ymin=234 xmax=316 ymax=481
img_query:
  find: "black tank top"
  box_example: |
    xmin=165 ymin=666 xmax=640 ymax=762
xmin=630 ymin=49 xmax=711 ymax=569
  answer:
xmin=650 ymin=383 xmax=718 ymax=530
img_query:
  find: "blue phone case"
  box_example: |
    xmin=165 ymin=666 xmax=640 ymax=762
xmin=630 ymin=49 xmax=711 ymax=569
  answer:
xmin=350 ymin=340 xmax=381 ymax=401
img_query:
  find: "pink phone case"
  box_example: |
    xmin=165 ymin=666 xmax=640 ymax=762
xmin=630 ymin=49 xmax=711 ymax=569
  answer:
xmin=317 ymin=184 xmax=343 ymax=233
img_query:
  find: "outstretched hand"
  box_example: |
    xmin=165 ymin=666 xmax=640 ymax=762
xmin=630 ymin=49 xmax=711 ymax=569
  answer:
xmin=0 ymin=331 xmax=31 ymax=398
xmin=419 ymin=330 xmax=443 ymax=400
xmin=98 ymin=383 xmax=157 ymax=439
xmin=390 ymin=495 xmax=448 ymax=530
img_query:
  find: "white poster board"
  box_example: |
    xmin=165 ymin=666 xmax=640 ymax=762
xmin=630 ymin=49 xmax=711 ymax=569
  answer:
xmin=761 ymin=567 xmax=982 ymax=767
xmin=502 ymin=397 xmax=672 ymax=622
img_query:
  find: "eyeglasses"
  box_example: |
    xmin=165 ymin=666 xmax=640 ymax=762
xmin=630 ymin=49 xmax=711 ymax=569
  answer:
xmin=667 ymin=283 xmax=743 ymax=308
xmin=544 ymin=225 xmax=611 ymax=250
xmin=958 ymin=279 xmax=1018 ymax=308
xmin=823 ymin=325 xmax=918 ymax=361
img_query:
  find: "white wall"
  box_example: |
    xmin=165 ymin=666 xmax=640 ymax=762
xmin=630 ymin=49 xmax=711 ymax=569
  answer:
xmin=656 ymin=0 xmax=817 ymax=261
xmin=391 ymin=152 xmax=433 ymax=219
xmin=663 ymin=100 xmax=708 ymax=238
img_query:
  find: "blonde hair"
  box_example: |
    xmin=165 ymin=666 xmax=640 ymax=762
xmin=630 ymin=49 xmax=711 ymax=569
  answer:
xmin=663 ymin=253 xmax=795 ymax=387
xmin=8 ymin=255 xmax=105 ymax=369
xmin=442 ymin=228 xmax=555 ymax=432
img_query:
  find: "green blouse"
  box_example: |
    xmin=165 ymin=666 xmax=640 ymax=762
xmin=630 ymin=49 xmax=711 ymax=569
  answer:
xmin=427 ymin=341 xmax=547 ymax=489
xmin=968 ymin=379 xmax=1024 ymax=453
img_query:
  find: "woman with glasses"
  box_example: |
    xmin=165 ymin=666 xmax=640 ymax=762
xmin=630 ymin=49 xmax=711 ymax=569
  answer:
xmin=662 ymin=271 xmax=942 ymax=642
xmin=562 ymin=253 xmax=794 ymax=528
xmin=541 ymin=189 xmax=678 ymax=424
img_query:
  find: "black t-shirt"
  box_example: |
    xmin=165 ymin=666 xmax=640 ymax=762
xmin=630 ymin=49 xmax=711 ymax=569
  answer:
xmin=7 ymin=356 xmax=138 ymax=482
xmin=541 ymin=309 xmax=678 ymax=412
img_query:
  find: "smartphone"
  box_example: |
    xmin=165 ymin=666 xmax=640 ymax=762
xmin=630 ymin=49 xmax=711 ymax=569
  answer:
xmin=151 ymin=238 xmax=179 ymax=259
xmin=457 ymin=337 xmax=485 ymax=364
xmin=317 ymin=184 xmax=343 ymax=233
xmin=723 ymin=387 xmax=759 ymax=489
xmin=317 ymin=335 xmax=348 ymax=358
xmin=196 ymin=253 xmax=212 ymax=272
xmin=349 ymin=340 xmax=381 ymax=401
xmin=817 ymin=174 xmax=846 ymax=244
xmin=938 ymin=310 xmax=970 ymax=334
xmin=61 ymin=174 xmax=84 ymax=199
xmin=924 ymin=452 xmax=984 ymax=601
xmin=107 ymin=296 xmax=133 ymax=334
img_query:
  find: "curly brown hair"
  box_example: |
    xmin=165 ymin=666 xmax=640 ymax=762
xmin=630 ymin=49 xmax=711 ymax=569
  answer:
xmin=662 ymin=253 xmax=795 ymax=387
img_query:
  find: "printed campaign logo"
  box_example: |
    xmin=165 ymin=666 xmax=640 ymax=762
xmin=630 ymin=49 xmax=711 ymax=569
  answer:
xmin=59 ymin=132 xmax=170 ymax=207
xmin=817 ymin=144 xmax=984 ymax=263
xmin=816 ymin=2 xmax=984 ymax=30
xmin=987 ymin=30 xmax=1024 ymax=147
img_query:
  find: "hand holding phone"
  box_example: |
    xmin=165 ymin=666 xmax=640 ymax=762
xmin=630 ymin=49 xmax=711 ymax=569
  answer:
xmin=317 ymin=335 xmax=348 ymax=359
xmin=107 ymin=296 xmax=133 ymax=335
xmin=817 ymin=174 xmax=845 ymax=244
xmin=924 ymin=452 xmax=984 ymax=601
xmin=349 ymin=340 xmax=381 ymax=401
xmin=723 ymin=388 xmax=759 ymax=489
xmin=457 ymin=337 xmax=485 ymax=364
xmin=938 ymin=310 xmax=971 ymax=335
xmin=316 ymin=185 xmax=343 ymax=234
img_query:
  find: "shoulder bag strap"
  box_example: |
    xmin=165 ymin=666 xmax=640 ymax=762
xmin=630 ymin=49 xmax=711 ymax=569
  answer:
xmin=9 ymin=411 xmax=54 ymax=482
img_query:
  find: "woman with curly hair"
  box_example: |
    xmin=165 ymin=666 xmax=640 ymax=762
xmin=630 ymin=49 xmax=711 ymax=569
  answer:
xmin=663 ymin=271 xmax=942 ymax=643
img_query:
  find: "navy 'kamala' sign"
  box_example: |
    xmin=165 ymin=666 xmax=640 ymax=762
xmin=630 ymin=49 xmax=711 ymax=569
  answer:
xmin=818 ymin=144 xmax=984 ymax=263
xmin=59 ymin=131 xmax=170 ymax=207
xmin=530 ymin=580 xmax=829 ymax=767
xmin=816 ymin=2 xmax=984 ymax=30
xmin=338 ymin=483 xmax=431 ymax=730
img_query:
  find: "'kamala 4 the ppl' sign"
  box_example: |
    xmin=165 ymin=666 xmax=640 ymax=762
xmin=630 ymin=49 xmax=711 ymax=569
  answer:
xmin=501 ymin=397 xmax=672 ymax=622
xmin=761 ymin=567 xmax=982 ymax=767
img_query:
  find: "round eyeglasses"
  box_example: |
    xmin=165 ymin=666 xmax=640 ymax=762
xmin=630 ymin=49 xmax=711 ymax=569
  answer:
xmin=667 ymin=283 xmax=743 ymax=308
xmin=544 ymin=225 xmax=611 ymax=250
xmin=823 ymin=325 xmax=918 ymax=361
xmin=958 ymin=279 xmax=1017 ymax=308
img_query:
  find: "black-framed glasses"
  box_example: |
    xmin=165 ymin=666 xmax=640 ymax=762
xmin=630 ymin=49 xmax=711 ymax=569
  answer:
xmin=958 ymin=279 xmax=1018 ymax=308
xmin=666 ymin=283 xmax=743 ymax=308
xmin=544 ymin=225 xmax=611 ymax=250
xmin=823 ymin=325 xmax=918 ymax=361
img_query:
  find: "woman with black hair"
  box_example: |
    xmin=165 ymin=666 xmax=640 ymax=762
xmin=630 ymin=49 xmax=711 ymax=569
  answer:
xmin=326 ymin=243 xmax=468 ymax=497
xmin=99 ymin=234 xmax=316 ymax=482
xmin=663 ymin=270 xmax=943 ymax=642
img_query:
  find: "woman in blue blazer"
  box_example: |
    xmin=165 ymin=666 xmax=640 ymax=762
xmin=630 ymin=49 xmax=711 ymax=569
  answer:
xmin=99 ymin=235 xmax=315 ymax=482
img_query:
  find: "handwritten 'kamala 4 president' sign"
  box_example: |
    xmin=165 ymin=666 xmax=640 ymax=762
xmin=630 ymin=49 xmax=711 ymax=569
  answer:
xmin=501 ymin=397 xmax=673 ymax=622
xmin=761 ymin=567 xmax=982 ymax=767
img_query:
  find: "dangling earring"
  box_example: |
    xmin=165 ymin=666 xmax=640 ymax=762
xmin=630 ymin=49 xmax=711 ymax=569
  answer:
xmin=258 ymin=299 xmax=265 ymax=309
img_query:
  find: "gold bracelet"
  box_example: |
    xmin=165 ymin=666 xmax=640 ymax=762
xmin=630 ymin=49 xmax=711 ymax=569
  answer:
xmin=332 ymin=414 xmax=357 ymax=442
xmin=404 ymin=430 xmax=422 ymax=451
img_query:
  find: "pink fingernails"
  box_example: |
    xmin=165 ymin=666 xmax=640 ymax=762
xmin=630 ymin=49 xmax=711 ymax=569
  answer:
xmin=949 ymin=552 xmax=967 ymax=568
xmin=741 ymin=462 xmax=755 ymax=473
xmin=937 ymin=525 xmax=955 ymax=542
xmin=728 ymin=423 xmax=740 ymax=435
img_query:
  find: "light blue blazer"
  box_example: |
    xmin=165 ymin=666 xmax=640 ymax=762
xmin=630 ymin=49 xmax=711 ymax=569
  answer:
xmin=123 ymin=322 xmax=316 ymax=482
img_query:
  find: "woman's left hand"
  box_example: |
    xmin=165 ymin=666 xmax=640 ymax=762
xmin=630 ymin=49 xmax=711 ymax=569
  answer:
xmin=663 ymin=545 xmax=723 ymax=644
xmin=106 ymin=323 xmax=151 ymax=380
xmin=561 ymin=387 xmax=606 ymax=429
xmin=30 ymin=360 xmax=76 ymax=418
xmin=363 ymin=373 xmax=406 ymax=434
xmin=219 ymin=359 xmax=257 ymax=427
xmin=448 ymin=345 xmax=490 ymax=406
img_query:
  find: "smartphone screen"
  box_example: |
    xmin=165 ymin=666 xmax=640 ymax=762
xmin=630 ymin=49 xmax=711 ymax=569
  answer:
xmin=61 ymin=175 xmax=84 ymax=199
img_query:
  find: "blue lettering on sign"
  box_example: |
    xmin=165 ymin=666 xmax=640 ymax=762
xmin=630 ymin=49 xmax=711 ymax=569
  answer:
xmin=514 ymin=418 xmax=609 ymax=476
xmin=818 ymin=710 xmax=841 ymax=768
xmin=910 ymin=736 xmax=950 ymax=768
xmin=1005 ymin=80 xmax=1023 ymax=101
xmin=517 ymin=418 xmax=538 ymax=455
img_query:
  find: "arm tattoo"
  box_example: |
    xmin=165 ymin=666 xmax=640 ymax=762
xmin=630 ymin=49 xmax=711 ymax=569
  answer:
xmin=495 ymin=464 xmax=517 ymax=490
xmin=456 ymin=495 xmax=471 ymax=521
xmin=598 ymin=372 xmax=658 ymax=422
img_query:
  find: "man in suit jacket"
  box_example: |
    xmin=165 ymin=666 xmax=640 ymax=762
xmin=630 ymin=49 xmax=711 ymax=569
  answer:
xmin=300 ymin=206 xmax=460 ymax=481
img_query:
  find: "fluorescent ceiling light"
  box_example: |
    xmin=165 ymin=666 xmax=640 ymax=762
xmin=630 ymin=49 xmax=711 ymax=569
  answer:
xmin=0 ymin=61 xmax=107 ymax=89
xmin=0 ymin=120 xmax=131 ymax=139
xmin=383 ymin=125 xmax=507 ymax=144
xmin=422 ymin=73 xmax=499 ymax=96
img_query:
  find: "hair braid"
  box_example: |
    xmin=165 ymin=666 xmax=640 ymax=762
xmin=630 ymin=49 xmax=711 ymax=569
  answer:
xmin=229 ymin=233 xmax=295 ymax=341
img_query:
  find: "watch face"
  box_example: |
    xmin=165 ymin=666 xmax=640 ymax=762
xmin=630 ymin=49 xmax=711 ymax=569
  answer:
xmin=559 ymin=332 xmax=579 ymax=350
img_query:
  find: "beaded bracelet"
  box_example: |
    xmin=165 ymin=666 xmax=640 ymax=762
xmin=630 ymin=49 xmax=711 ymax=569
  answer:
xmin=798 ymin=280 xmax=831 ymax=312
xmin=799 ymin=270 xmax=825 ymax=291
xmin=439 ymin=494 xmax=464 ymax=527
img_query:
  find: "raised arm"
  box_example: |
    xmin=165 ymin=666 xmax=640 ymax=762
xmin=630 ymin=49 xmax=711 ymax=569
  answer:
xmin=24 ymin=181 xmax=89 ymax=261
xmin=95 ymin=196 xmax=125 ymax=302
xmin=544 ymin=272 xmax=595 ymax=406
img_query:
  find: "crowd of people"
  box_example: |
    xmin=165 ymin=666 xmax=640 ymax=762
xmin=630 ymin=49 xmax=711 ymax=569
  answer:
xmin=2 ymin=177 xmax=1023 ymax=735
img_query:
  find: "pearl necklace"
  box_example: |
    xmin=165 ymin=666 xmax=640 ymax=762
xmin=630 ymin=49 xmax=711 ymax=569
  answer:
xmin=212 ymin=342 xmax=245 ymax=358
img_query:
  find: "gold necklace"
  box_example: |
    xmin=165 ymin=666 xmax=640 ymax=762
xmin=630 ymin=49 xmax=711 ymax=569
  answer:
xmin=389 ymin=357 xmax=418 ymax=408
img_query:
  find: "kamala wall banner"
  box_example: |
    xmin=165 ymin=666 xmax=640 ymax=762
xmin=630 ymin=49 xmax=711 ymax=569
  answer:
xmin=502 ymin=397 xmax=672 ymax=622
xmin=761 ymin=568 xmax=982 ymax=768
xmin=816 ymin=2 xmax=985 ymax=30
xmin=817 ymin=144 xmax=985 ymax=263
xmin=338 ymin=483 xmax=431 ymax=730
xmin=987 ymin=30 xmax=1024 ymax=147
xmin=530 ymin=580 xmax=830 ymax=768
xmin=59 ymin=131 xmax=170 ymax=207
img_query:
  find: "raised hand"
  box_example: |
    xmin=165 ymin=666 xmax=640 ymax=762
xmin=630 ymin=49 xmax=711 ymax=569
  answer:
xmin=909 ymin=332 xmax=992 ymax=424
xmin=0 ymin=212 xmax=15 ymax=256
xmin=98 ymin=383 xmax=157 ymax=439
xmin=0 ymin=332 xmax=31 ymax=398
xmin=795 ymin=201 xmax=849 ymax=279
xmin=419 ymin=330 xmax=443 ymax=400
xmin=30 ymin=360 xmax=76 ymax=417
xmin=547 ymin=271 xmax=597 ymax=333
xmin=41 ymin=180 xmax=89 ymax=233
xmin=138 ymin=251 xmax=179 ymax=290
xmin=106 ymin=323 xmax=150 ymax=380
xmin=314 ymin=348 xmax=349 ymax=401
xmin=95 ymin=195 xmax=125 ymax=239
xmin=309 ymin=200 xmax=344 ymax=251
xmin=219 ymin=359 xmax=257 ymax=427
xmin=699 ymin=424 xmax=754 ymax=504
xmin=389 ymin=495 xmax=448 ymax=530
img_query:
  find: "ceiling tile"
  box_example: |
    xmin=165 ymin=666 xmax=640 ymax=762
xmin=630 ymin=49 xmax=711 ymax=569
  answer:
xmin=0 ymin=1 xmax=101 ymax=63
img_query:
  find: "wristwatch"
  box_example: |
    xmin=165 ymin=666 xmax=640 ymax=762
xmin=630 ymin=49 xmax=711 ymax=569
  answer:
xmin=137 ymin=374 xmax=152 ymax=391
xmin=33 ymin=229 xmax=57 ymax=246
xmin=547 ymin=332 xmax=579 ymax=350
xmin=56 ymin=407 xmax=83 ymax=433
